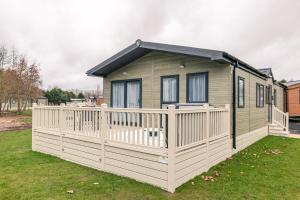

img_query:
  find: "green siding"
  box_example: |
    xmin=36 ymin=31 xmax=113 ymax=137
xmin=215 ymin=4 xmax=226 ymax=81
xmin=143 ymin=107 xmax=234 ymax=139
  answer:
xmin=102 ymin=51 xmax=286 ymax=138
xmin=104 ymin=51 xmax=231 ymax=108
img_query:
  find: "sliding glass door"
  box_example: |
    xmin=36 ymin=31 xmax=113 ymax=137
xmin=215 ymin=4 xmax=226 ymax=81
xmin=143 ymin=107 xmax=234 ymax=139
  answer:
xmin=111 ymin=79 xmax=141 ymax=108
xmin=111 ymin=79 xmax=141 ymax=125
xmin=126 ymin=81 xmax=141 ymax=108
xmin=111 ymin=82 xmax=125 ymax=108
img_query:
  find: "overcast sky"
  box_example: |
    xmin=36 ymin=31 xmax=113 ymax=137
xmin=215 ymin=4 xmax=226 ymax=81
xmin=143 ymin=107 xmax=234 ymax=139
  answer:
xmin=0 ymin=0 xmax=299 ymax=90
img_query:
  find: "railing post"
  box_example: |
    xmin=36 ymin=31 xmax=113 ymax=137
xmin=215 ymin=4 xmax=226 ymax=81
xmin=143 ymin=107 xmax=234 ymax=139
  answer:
xmin=286 ymin=112 xmax=289 ymax=132
xmin=167 ymin=105 xmax=176 ymax=193
xmin=225 ymin=104 xmax=230 ymax=135
xmin=59 ymin=103 xmax=65 ymax=157
xmin=204 ymin=104 xmax=210 ymax=170
xmin=225 ymin=104 xmax=231 ymax=157
xmin=32 ymin=103 xmax=37 ymax=151
xmin=204 ymin=104 xmax=210 ymax=140
xmin=101 ymin=103 xmax=108 ymax=171
xmin=272 ymin=105 xmax=275 ymax=124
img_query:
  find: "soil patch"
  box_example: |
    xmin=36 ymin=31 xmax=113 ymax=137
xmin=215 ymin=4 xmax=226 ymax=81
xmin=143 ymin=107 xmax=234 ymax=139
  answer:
xmin=0 ymin=115 xmax=32 ymax=131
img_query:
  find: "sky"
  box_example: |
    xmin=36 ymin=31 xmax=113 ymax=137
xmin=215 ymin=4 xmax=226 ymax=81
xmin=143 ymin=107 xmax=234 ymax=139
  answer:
xmin=0 ymin=0 xmax=299 ymax=91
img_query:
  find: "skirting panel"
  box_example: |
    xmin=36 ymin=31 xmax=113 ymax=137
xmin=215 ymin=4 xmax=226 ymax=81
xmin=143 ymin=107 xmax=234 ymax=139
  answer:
xmin=62 ymin=137 xmax=102 ymax=170
xmin=105 ymin=145 xmax=168 ymax=189
xmin=175 ymin=135 xmax=231 ymax=188
xmin=32 ymin=131 xmax=61 ymax=157
xmin=32 ymin=126 xmax=267 ymax=193
xmin=32 ymin=129 xmax=168 ymax=190
xmin=233 ymin=126 xmax=268 ymax=154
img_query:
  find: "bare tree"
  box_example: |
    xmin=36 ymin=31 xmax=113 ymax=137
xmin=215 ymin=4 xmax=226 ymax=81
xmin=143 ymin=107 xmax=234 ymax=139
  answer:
xmin=0 ymin=45 xmax=9 ymax=113
xmin=23 ymin=62 xmax=42 ymax=110
xmin=0 ymin=45 xmax=42 ymax=113
xmin=0 ymin=45 xmax=9 ymax=69
xmin=11 ymin=56 xmax=41 ymax=112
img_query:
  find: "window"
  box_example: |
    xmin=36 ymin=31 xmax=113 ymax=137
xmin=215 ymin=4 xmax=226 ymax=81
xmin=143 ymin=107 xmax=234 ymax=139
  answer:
xmin=274 ymin=89 xmax=277 ymax=106
xmin=112 ymin=81 xmax=125 ymax=108
xmin=238 ymin=77 xmax=245 ymax=107
xmin=111 ymin=79 xmax=141 ymax=108
xmin=161 ymin=75 xmax=179 ymax=105
xmin=256 ymin=83 xmax=264 ymax=107
xmin=186 ymin=72 xmax=208 ymax=103
xmin=265 ymin=86 xmax=268 ymax=104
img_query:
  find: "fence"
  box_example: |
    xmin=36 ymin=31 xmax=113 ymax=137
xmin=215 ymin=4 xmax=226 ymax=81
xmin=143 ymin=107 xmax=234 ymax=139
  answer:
xmin=273 ymin=106 xmax=289 ymax=131
xmin=32 ymin=104 xmax=231 ymax=193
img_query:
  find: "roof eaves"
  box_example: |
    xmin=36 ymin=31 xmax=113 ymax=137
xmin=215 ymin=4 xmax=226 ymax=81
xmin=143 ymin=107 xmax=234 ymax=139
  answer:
xmin=222 ymin=52 xmax=268 ymax=79
xmin=87 ymin=40 xmax=270 ymax=79
xmin=86 ymin=43 xmax=139 ymax=76
xmin=139 ymin=41 xmax=221 ymax=59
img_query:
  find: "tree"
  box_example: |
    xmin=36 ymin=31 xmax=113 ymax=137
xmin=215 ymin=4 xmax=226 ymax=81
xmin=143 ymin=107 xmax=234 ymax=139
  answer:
xmin=280 ymin=79 xmax=287 ymax=83
xmin=7 ymin=56 xmax=42 ymax=112
xmin=0 ymin=45 xmax=9 ymax=69
xmin=64 ymin=91 xmax=76 ymax=102
xmin=0 ymin=49 xmax=42 ymax=112
xmin=77 ymin=92 xmax=85 ymax=99
xmin=0 ymin=45 xmax=9 ymax=113
xmin=44 ymin=87 xmax=68 ymax=105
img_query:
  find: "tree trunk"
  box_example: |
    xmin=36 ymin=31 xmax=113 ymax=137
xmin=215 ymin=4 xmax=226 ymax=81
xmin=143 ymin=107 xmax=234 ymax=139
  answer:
xmin=22 ymin=101 xmax=27 ymax=111
xmin=17 ymin=98 xmax=21 ymax=113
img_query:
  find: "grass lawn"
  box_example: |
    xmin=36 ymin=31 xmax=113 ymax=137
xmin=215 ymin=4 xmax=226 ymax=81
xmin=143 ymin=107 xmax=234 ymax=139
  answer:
xmin=0 ymin=130 xmax=300 ymax=200
xmin=16 ymin=117 xmax=32 ymax=123
xmin=19 ymin=109 xmax=32 ymax=116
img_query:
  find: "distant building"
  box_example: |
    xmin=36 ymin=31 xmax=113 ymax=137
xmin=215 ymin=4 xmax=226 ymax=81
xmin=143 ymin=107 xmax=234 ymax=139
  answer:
xmin=285 ymin=80 xmax=300 ymax=116
xmin=37 ymin=97 xmax=48 ymax=105
xmin=70 ymin=98 xmax=85 ymax=103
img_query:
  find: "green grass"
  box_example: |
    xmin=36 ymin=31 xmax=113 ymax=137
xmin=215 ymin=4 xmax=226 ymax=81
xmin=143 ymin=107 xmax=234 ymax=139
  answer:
xmin=16 ymin=109 xmax=32 ymax=116
xmin=0 ymin=130 xmax=300 ymax=200
xmin=16 ymin=117 xmax=32 ymax=123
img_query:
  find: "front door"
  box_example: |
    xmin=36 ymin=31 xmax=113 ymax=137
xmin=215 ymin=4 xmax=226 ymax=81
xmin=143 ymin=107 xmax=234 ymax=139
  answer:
xmin=267 ymin=85 xmax=272 ymax=122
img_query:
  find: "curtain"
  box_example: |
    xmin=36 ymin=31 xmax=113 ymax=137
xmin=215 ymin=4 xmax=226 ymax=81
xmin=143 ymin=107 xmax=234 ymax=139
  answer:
xmin=256 ymin=85 xmax=260 ymax=106
xmin=256 ymin=85 xmax=264 ymax=107
xmin=260 ymin=85 xmax=264 ymax=106
xmin=188 ymin=74 xmax=207 ymax=102
xmin=127 ymin=81 xmax=140 ymax=108
xmin=238 ymin=78 xmax=244 ymax=106
xmin=112 ymin=82 xmax=125 ymax=108
xmin=162 ymin=77 xmax=177 ymax=102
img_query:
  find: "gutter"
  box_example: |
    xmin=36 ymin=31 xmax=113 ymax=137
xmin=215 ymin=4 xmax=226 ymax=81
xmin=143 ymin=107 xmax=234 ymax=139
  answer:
xmin=232 ymin=61 xmax=237 ymax=149
xmin=222 ymin=52 xmax=268 ymax=80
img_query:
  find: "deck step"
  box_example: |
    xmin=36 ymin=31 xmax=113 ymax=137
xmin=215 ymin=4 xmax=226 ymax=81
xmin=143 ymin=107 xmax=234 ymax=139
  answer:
xmin=269 ymin=131 xmax=290 ymax=137
xmin=269 ymin=127 xmax=284 ymax=131
xmin=268 ymin=124 xmax=289 ymax=137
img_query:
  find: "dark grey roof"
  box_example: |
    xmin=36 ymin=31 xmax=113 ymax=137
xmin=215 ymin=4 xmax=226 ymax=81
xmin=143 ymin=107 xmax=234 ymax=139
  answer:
xmin=285 ymin=80 xmax=300 ymax=87
xmin=86 ymin=40 xmax=268 ymax=79
xmin=258 ymin=68 xmax=273 ymax=78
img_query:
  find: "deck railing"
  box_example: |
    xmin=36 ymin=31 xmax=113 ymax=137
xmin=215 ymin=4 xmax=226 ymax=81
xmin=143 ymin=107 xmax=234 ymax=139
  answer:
xmin=32 ymin=103 xmax=231 ymax=193
xmin=33 ymin=104 xmax=230 ymax=150
xmin=105 ymin=108 xmax=168 ymax=148
xmin=272 ymin=106 xmax=289 ymax=131
xmin=175 ymin=105 xmax=230 ymax=151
